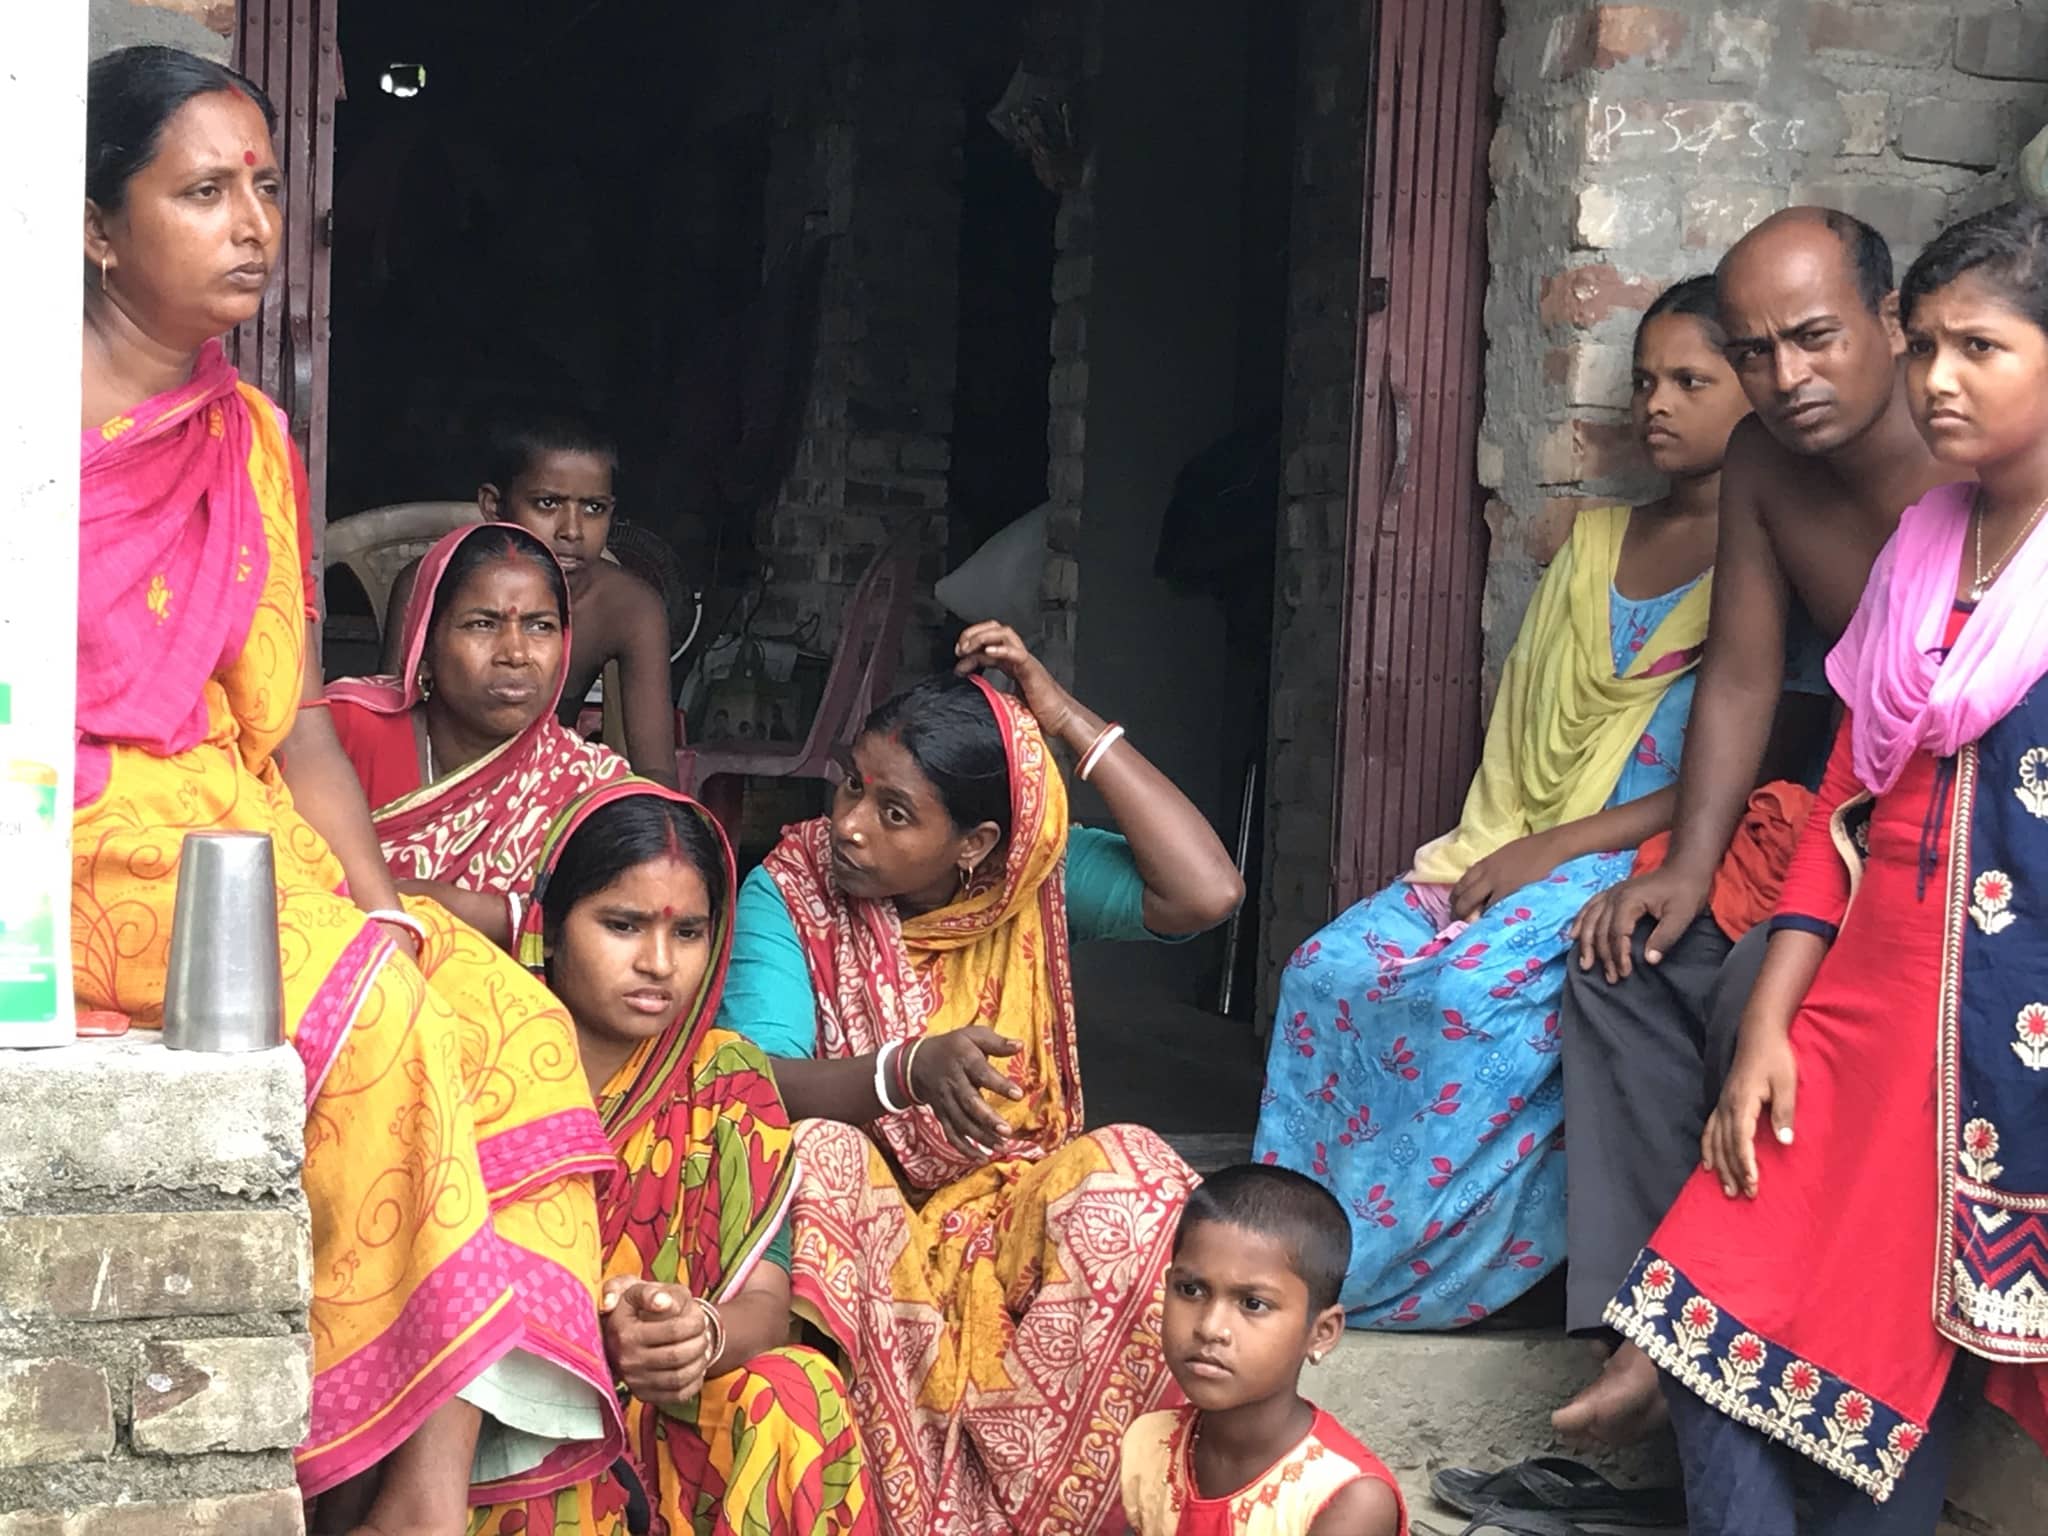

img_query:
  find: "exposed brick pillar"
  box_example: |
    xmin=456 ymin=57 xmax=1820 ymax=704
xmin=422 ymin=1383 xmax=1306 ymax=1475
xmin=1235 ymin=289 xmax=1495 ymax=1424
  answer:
xmin=1484 ymin=0 xmax=2048 ymax=676
xmin=0 ymin=1043 xmax=311 ymax=1533
xmin=758 ymin=0 xmax=963 ymax=669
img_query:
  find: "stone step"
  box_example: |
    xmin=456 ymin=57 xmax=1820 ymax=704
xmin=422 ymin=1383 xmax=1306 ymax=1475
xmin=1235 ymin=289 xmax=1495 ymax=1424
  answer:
xmin=1311 ymin=1331 xmax=2044 ymax=1536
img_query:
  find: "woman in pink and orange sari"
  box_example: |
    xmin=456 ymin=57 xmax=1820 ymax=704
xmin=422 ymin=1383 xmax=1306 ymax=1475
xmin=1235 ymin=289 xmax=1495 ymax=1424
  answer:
xmin=75 ymin=47 xmax=619 ymax=1534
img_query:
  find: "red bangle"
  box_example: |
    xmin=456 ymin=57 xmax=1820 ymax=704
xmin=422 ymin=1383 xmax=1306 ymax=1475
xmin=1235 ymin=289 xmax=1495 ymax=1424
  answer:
xmin=889 ymin=1039 xmax=914 ymax=1108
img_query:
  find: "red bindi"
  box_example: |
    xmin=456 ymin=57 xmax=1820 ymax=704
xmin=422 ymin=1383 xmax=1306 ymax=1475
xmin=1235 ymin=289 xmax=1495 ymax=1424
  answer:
xmin=244 ymin=150 xmax=257 ymax=166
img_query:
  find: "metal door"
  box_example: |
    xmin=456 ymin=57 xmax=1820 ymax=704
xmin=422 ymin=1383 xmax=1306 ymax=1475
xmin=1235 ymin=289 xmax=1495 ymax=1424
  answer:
xmin=230 ymin=0 xmax=340 ymax=550
xmin=1332 ymin=0 xmax=1499 ymax=908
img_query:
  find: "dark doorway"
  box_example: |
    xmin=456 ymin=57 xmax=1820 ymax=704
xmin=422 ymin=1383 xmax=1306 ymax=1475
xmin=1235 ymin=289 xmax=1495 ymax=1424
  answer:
xmin=323 ymin=1 xmax=781 ymax=674
xmin=1065 ymin=0 xmax=1299 ymax=1148
xmin=947 ymin=115 xmax=1058 ymax=572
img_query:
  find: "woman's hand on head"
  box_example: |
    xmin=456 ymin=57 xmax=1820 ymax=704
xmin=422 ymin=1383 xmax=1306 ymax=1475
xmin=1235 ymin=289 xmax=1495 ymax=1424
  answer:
xmin=909 ymin=1026 xmax=1024 ymax=1159
xmin=955 ymin=623 xmax=1077 ymax=738
xmin=601 ymin=1278 xmax=712 ymax=1407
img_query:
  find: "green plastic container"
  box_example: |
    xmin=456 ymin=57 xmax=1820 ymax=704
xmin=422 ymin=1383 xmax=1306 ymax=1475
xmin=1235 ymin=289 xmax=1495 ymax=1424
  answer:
xmin=0 ymin=683 xmax=61 ymax=1028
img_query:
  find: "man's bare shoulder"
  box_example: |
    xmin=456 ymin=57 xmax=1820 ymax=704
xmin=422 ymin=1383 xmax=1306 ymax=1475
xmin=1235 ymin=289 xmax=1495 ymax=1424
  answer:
xmin=1721 ymin=415 xmax=1850 ymax=527
xmin=579 ymin=561 xmax=664 ymax=620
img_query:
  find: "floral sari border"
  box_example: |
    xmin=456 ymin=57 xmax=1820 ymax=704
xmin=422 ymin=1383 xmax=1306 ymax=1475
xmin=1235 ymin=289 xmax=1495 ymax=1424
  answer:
xmin=1605 ymin=1248 xmax=1928 ymax=1504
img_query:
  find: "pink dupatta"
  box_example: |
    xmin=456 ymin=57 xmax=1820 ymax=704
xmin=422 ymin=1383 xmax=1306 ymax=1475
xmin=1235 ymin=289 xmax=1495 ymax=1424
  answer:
xmin=77 ymin=341 xmax=270 ymax=804
xmin=1827 ymin=482 xmax=2048 ymax=795
xmin=325 ymin=523 xmax=627 ymax=891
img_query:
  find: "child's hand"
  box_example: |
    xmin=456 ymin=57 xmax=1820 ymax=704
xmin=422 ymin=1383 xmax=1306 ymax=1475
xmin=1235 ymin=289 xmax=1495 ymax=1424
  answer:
xmin=1702 ymin=1030 xmax=1797 ymax=1199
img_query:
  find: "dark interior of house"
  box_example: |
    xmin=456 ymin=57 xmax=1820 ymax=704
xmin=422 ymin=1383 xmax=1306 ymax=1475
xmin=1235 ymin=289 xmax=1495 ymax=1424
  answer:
xmin=322 ymin=0 xmax=1298 ymax=1145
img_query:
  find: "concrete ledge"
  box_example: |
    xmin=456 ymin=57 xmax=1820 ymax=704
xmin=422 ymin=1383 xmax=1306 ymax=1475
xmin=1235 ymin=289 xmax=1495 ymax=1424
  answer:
xmin=0 ymin=1036 xmax=308 ymax=1524
xmin=0 ymin=1489 xmax=303 ymax=1536
xmin=0 ymin=1039 xmax=301 ymax=1214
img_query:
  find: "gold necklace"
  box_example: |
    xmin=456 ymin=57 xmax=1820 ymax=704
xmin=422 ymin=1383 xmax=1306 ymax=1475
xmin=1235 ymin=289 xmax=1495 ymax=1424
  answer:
xmin=1971 ymin=486 xmax=2048 ymax=601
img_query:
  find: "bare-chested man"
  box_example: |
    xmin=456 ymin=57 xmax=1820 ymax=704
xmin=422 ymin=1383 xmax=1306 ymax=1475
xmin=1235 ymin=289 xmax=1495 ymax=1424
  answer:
xmin=381 ymin=410 xmax=679 ymax=787
xmin=1551 ymin=207 xmax=1959 ymax=1443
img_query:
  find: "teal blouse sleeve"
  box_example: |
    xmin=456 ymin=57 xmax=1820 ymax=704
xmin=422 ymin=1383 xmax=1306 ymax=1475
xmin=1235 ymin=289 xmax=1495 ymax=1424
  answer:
xmin=718 ymin=866 xmax=821 ymax=1060
xmin=763 ymin=1216 xmax=792 ymax=1273
xmin=720 ymin=835 xmax=1181 ymax=1059
xmin=1065 ymin=826 xmax=1192 ymax=942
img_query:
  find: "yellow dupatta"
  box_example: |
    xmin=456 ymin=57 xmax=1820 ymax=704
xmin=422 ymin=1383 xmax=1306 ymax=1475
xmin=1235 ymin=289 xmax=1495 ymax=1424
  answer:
xmin=1409 ymin=504 xmax=1712 ymax=885
xmin=763 ymin=678 xmax=1080 ymax=1193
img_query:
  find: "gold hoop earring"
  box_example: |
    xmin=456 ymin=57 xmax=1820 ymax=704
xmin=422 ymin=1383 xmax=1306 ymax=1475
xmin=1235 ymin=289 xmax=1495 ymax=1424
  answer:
xmin=417 ymin=674 xmax=433 ymax=700
xmin=100 ymin=254 xmax=109 ymax=291
xmin=957 ymin=865 xmax=974 ymax=897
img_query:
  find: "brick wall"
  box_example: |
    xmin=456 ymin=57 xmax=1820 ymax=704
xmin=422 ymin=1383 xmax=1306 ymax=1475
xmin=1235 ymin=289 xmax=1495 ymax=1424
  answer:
xmin=758 ymin=0 xmax=962 ymax=671
xmin=1255 ymin=0 xmax=1370 ymax=1015
xmin=1483 ymin=0 xmax=2048 ymax=670
xmin=0 ymin=1041 xmax=310 ymax=1535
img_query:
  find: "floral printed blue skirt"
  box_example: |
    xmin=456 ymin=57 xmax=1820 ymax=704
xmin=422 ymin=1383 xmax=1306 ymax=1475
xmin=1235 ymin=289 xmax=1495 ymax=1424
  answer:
xmin=1255 ymin=577 xmax=1698 ymax=1328
xmin=1255 ymin=853 xmax=1637 ymax=1327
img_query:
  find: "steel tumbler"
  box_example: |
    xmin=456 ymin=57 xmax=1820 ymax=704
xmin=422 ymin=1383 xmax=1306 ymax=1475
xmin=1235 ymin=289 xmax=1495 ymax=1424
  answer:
xmin=161 ymin=832 xmax=285 ymax=1053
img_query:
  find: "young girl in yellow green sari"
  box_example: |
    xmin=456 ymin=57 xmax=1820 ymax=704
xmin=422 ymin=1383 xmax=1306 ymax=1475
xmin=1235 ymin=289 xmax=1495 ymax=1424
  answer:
xmin=468 ymin=782 xmax=875 ymax=1536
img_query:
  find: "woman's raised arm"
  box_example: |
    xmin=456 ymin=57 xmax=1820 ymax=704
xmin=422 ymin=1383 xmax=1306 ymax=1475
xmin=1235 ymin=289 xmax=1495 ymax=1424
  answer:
xmin=955 ymin=622 xmax=1243 ymax=936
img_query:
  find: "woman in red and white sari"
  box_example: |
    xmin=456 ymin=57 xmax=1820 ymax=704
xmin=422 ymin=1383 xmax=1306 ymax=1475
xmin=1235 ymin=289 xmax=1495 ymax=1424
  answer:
xmin=324 ymin=521 xmax=629 ymax=947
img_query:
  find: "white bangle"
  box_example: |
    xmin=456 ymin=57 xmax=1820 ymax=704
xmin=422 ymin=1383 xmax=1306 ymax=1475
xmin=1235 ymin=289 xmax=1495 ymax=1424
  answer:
xmin=873 ymin=1040 xmax=908 ymax=1115
xmin=504 ymin=890 xmax=525 ymax=938
xmin=697 ymin=1297 xmax=727 ymax=1373
xmin=364 ymin=907 xmax=427 ymax=948
xmin=1077 ymin=723 xmax=1126 ymax=781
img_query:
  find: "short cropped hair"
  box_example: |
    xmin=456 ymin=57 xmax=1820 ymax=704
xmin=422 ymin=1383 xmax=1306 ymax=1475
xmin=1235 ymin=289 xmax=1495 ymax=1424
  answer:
xmin=1821 ymin=208 xmax=1893 ymax=314
xmin=482 ymin=406 xmax=618 ymax=494
xmin=1176 ymin=1163 xmax=1352 ymax=1315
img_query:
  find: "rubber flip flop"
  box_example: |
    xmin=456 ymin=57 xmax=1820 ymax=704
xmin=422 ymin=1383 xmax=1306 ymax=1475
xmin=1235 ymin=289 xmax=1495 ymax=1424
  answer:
xmin=1450 ymin=1509 xmax=1580 ymax=1536
xmin=1430 ymin=1458 xmax=1685 ymax=1526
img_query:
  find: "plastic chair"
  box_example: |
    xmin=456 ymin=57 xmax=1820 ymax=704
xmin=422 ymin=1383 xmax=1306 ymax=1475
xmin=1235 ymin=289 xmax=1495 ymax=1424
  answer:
xmin=324 ymin=502 xmax=486 ymax=635
xmin=331 ymin=502 xmax=656 ymax=758
xmin=678 ymin=540 xmax=918 ymax=826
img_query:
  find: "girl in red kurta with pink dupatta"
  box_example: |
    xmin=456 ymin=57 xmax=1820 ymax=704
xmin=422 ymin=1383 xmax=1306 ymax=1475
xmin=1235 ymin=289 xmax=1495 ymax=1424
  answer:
xmin=1606 ymin=203 xmax=2048 ymax=1536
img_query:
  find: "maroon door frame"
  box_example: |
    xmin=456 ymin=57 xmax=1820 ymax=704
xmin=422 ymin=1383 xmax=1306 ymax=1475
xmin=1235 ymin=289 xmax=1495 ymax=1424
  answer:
xmin=230 ymin=0 xmax=339 ymax=574
xmin=1332 ymin=0 xmax=1499 ymax=910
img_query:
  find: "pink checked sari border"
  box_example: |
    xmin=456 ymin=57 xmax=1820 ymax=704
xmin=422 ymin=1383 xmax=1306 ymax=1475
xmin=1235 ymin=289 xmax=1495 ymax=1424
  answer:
xmin=299 ymin=1230 xmax=622 ymax=1501
xmin=294 ymin=923 xmax=392 ymax=1108
xmin=297 ymin=1226 xmax=526 ymax=1497
xmin=472 ymin=1252 xmax=626 ymax=1503
xmin=477 ymin=1107 xmax=617 ymax=1207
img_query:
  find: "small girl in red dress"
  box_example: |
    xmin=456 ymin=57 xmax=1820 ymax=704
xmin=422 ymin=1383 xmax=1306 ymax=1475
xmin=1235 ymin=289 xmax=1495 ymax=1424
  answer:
xmin=1122 ymin=1166 xmax=1407 ymax=1536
